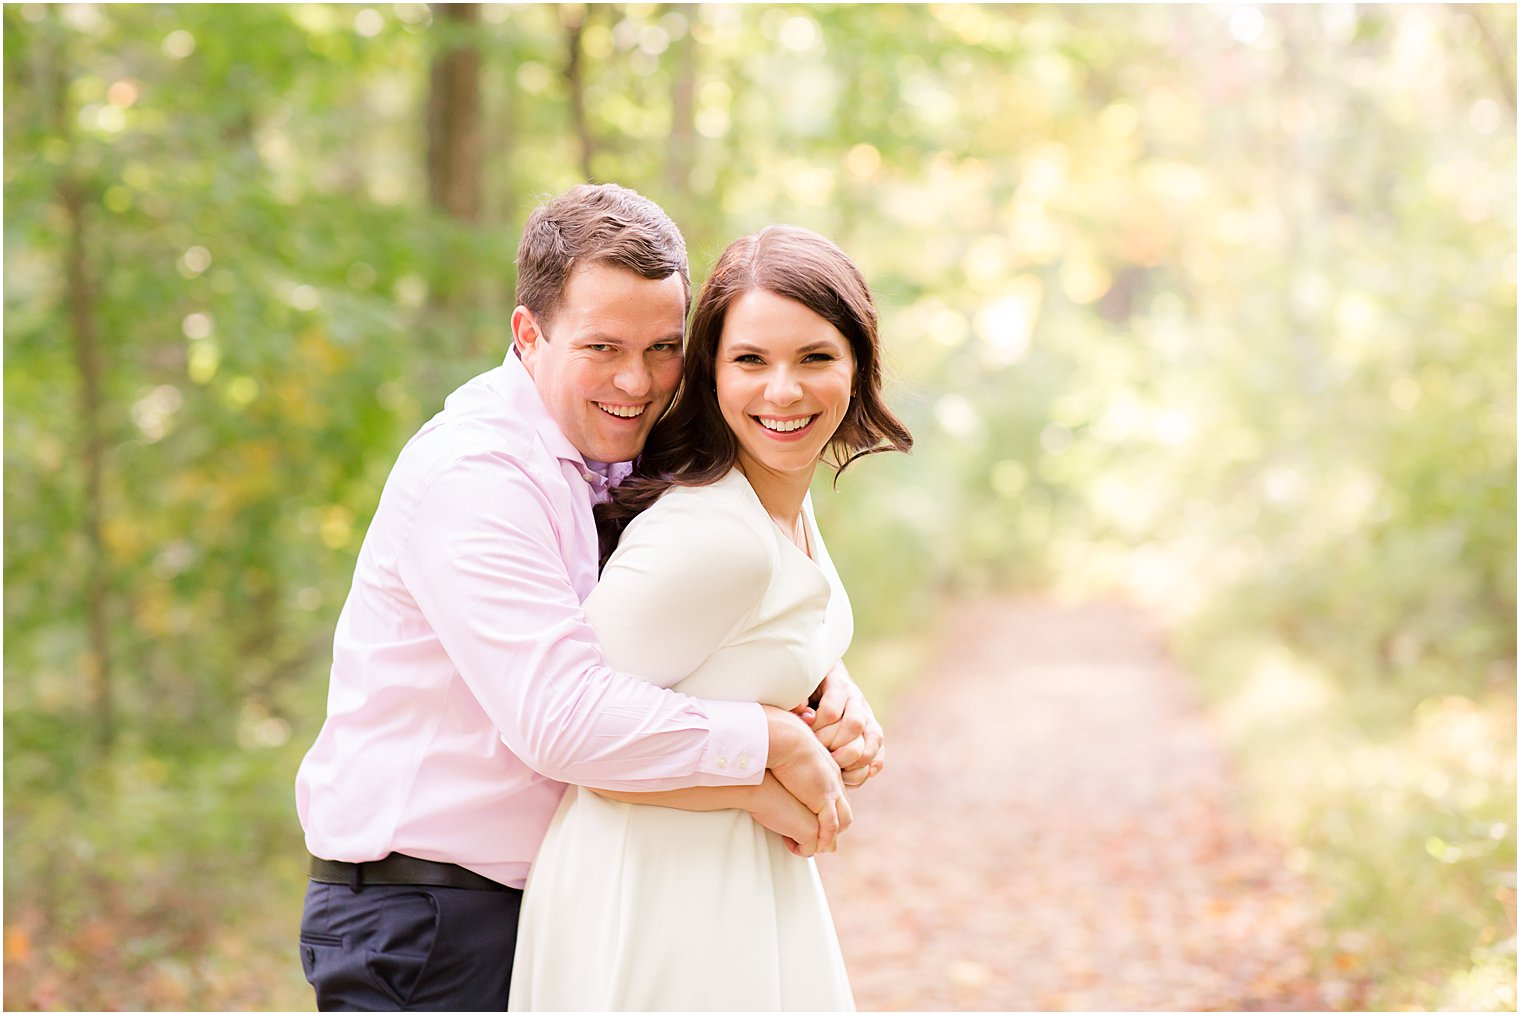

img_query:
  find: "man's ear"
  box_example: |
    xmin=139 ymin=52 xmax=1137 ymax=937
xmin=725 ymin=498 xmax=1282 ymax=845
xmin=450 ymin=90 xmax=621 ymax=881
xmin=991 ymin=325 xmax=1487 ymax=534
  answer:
xmin=511 ymin=306 xmax=544 ymax=374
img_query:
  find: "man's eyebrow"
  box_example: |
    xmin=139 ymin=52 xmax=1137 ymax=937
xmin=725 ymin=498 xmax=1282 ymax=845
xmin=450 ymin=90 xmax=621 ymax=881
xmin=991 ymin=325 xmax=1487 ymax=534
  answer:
xmin=572 ymin=331 xmax=684 ymax=347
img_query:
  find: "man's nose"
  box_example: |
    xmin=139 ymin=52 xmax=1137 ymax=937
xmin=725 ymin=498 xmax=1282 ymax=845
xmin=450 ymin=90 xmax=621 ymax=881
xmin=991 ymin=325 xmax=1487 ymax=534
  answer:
xmin=614 ymin=357 xmax=652 ymax=397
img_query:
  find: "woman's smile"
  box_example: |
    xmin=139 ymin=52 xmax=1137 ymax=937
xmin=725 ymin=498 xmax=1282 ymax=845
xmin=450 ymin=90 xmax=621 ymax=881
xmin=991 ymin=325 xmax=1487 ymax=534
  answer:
xmin=753 ymin=413 xmax=821 ymax=438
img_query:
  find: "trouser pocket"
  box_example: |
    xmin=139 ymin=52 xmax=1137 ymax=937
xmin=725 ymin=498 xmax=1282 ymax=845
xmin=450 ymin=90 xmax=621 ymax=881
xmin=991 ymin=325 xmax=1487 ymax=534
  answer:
xmin=300 ymin=883 xmax=440 ymax=1010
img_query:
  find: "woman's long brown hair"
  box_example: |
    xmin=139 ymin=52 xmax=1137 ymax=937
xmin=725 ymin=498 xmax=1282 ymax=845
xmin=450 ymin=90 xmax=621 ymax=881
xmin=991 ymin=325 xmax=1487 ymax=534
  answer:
xmin=595 ymin=225 xmax=913 ymax=565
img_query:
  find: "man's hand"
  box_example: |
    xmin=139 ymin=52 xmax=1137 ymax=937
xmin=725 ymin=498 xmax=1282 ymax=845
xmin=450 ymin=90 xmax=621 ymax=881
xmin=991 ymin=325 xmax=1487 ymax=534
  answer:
xmin=807 ymin=661 xmax=885 ymax=788
xmin=764 ymin=706 xmax=851 ymax=852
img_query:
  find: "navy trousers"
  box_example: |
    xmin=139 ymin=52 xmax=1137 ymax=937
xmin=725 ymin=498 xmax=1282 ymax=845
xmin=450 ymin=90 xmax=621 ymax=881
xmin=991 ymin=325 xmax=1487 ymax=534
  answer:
xmin=300 ymin=879 xmax=524 ymax=1011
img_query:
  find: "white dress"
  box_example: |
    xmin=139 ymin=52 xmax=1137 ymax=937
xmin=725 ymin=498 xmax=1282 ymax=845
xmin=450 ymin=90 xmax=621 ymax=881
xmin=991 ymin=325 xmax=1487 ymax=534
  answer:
xmin=509 ymin=468 xmax=856 ymax=1012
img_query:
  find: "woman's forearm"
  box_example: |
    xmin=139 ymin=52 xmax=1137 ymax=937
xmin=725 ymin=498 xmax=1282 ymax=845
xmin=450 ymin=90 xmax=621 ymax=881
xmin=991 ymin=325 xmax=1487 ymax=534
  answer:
xmin=589 ymin=782 xmax=761 ymax=813
xmin=591 ymin=775 xmax=825 ymax=854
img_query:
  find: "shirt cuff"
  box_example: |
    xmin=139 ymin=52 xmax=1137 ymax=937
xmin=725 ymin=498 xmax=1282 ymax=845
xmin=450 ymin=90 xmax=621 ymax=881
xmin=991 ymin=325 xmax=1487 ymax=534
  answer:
xmin=695 ymin=699 xmax=768 ymax=785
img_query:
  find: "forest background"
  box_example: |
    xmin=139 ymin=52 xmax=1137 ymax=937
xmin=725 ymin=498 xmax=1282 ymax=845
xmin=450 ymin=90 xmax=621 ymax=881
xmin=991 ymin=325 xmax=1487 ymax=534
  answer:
xmin=3 ymin=3 xmax=1515 ymax=1011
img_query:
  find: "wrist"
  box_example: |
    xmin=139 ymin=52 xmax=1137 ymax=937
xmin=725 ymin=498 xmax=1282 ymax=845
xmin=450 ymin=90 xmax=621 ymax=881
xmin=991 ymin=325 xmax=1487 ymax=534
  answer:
xmin=762 ymin=705 xmax=807 ymax=764
xmin=739 ymin=774 xmax=773 ymax=815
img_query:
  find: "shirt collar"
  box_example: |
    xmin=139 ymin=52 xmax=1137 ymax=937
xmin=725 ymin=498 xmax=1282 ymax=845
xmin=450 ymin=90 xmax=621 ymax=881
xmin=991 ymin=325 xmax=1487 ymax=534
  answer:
xmin=498 ymin=350 xmax=635 ymax=495
xmin=583 ymin=457 xmax=636 ymax=486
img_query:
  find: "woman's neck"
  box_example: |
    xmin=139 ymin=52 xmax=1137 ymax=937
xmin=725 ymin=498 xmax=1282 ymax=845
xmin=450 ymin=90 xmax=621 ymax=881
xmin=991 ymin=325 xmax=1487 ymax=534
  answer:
xmin=735 ymin=458 xmax=812 ymax=531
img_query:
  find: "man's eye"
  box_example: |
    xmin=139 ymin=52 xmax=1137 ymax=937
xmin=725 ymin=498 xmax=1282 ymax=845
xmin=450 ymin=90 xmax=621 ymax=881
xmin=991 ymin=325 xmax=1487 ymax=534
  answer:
xmin=651 ymin=342 xmax=681 ymax=354
xmin=586 ymin=344 xmax=614 ymax=353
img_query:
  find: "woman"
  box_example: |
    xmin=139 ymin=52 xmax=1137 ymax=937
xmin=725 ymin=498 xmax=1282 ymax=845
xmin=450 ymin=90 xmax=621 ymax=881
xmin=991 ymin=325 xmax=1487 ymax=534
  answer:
xmin=509 ymin=225 xmax=913 ymax=1011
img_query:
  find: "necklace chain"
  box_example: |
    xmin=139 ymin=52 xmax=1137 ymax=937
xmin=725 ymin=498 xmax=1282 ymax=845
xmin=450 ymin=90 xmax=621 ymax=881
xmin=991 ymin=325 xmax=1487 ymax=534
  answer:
xmin=736 ymin=462 xmax=809 ymax=556
xmin=778 ymin=512 xmax=808 ymax=556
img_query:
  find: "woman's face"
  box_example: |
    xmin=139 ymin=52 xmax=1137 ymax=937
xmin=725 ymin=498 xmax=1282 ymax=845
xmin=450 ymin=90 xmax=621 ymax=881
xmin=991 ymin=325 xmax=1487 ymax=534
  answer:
xmin=715 ymin=289 xmax=856 ymax=484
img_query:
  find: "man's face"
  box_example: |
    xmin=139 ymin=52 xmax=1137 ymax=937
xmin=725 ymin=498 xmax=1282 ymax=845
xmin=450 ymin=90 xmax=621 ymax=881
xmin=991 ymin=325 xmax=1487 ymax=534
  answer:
xmin=516 ymin=261 xmax=687 ymax=465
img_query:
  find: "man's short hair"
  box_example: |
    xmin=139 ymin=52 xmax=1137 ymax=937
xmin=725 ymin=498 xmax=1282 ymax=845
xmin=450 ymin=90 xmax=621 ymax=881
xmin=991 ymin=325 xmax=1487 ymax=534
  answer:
xmin=515 ymin=183 xmax=690 ymax=328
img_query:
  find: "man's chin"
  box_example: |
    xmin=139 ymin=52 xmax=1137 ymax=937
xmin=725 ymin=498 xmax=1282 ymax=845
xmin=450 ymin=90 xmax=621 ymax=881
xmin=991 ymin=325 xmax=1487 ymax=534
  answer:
xmin=584 ymin=413 xmax=663 ymax=464
xmin=588 ymin=437 xmax=649 ymax=466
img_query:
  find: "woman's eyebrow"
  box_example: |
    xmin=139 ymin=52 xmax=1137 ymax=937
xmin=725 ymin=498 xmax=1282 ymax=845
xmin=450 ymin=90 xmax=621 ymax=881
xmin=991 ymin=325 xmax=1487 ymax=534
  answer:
xmin=725 ymin=340 xmax=843 ymax=354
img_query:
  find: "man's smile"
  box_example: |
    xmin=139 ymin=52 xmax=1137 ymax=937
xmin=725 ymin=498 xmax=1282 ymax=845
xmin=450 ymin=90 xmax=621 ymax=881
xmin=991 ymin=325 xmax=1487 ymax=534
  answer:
xmin=595 ymin=402 xmax=648 ymax=419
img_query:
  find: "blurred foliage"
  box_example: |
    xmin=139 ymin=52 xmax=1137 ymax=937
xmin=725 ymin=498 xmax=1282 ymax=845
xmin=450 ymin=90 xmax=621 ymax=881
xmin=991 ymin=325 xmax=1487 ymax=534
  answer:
xmin=4 ymin=3 xmax=1514 ymax=1010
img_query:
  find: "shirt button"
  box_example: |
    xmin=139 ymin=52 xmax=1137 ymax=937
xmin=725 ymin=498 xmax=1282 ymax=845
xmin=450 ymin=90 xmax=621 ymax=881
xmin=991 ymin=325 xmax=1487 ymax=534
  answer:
xmin=738 ymin=752 xmax=750 ymax=770
xmin=717 ymin=756 xmax=728 ymax=769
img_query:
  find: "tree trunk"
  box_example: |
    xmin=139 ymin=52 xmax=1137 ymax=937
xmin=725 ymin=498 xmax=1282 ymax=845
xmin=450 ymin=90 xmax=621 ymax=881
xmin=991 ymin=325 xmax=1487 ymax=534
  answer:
xmin=46 ymin=16 xmax=114 ymax=752
xmin=427 ymin=3 xmax=482 ymax=221
xmin=666 ymin=4 xmax=697 ymax=197
xmin=1274 ymin=7 xmax=1324 ymax=397
xmin=1461 ymin=5 xmax=1518 ymax=116
xmin=563 ymin=4 xmax=598 ymax=181
xmin=63 ymin=186 xmax=114 ymax=753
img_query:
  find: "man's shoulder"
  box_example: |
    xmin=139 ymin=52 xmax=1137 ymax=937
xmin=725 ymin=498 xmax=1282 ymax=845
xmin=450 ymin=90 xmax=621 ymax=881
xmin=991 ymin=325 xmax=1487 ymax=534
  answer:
xmin=400 ymin=366 xmax=560 ymax=483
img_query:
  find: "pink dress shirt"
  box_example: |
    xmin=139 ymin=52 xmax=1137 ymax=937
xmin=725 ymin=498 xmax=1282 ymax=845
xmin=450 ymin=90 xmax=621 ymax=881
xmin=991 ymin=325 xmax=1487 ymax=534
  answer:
xmin=295 ymin=353 xmax=768 ymax=889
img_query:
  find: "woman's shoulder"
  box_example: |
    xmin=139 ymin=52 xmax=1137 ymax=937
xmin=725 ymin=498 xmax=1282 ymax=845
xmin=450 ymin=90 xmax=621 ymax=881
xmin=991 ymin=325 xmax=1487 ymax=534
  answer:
xmin=618 ymin=470 xmax=775 ymax=561
xmin=642 ymin=469 xmax=763 ymax=524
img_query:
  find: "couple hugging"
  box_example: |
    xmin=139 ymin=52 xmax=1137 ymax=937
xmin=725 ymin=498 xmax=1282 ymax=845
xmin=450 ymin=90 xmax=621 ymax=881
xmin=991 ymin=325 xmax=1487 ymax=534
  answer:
xmin=295 ymin=182 xmax=913 ymax=1011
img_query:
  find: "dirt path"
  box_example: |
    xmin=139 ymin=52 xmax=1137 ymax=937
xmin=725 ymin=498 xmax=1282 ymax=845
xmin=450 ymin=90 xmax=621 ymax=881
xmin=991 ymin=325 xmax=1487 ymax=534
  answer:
xmin=817 ymin=600 xmax=1329 ymax=1012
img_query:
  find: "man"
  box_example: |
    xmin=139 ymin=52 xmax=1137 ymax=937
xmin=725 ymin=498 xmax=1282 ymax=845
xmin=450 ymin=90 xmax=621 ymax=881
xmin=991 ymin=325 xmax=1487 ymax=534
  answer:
xmin=295 ymin=183 xmax=883 ymax=1011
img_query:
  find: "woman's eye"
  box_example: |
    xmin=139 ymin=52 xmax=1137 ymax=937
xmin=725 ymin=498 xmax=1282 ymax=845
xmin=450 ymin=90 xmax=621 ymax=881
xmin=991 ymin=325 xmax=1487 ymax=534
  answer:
xmin=735 ymin=354 xmax=763 ymax=364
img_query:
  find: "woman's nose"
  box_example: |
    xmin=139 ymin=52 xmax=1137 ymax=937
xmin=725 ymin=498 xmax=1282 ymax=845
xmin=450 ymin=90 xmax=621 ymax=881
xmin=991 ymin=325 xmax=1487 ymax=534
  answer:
xmin=765 ymin=368 xmax=802 ymax=405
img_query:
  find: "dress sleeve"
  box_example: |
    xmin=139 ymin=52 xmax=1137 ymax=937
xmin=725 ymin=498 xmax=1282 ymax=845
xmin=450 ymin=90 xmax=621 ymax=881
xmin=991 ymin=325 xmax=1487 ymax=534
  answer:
xmin=398 ymin=452 xmax=766 ymax=790
xmin=585 ymin=489 xmax=772 ymax=689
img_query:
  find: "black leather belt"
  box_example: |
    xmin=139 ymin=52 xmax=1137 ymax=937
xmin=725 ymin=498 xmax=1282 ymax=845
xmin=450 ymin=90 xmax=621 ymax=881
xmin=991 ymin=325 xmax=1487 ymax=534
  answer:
xmin=309 ymin=852 xmax=514 ymax=893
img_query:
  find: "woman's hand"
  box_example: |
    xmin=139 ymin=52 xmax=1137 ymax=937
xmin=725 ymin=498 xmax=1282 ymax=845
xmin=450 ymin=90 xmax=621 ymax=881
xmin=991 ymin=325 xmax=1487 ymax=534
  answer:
xmin=805 ymin=662 xmax=886 ymax=787
xmin=745 ymin=773 xmax=836 ymax=857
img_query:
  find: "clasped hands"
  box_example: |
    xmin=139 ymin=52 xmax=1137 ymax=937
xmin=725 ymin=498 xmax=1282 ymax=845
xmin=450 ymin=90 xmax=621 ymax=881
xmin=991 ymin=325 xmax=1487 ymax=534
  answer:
xmin=758 ymin=661 xmax=884 ymax=859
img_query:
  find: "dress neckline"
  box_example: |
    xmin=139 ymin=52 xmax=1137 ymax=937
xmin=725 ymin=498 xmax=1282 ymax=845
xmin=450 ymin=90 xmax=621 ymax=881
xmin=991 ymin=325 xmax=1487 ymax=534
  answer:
xmin=723 ymin=468 xmax=821 ymax=568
